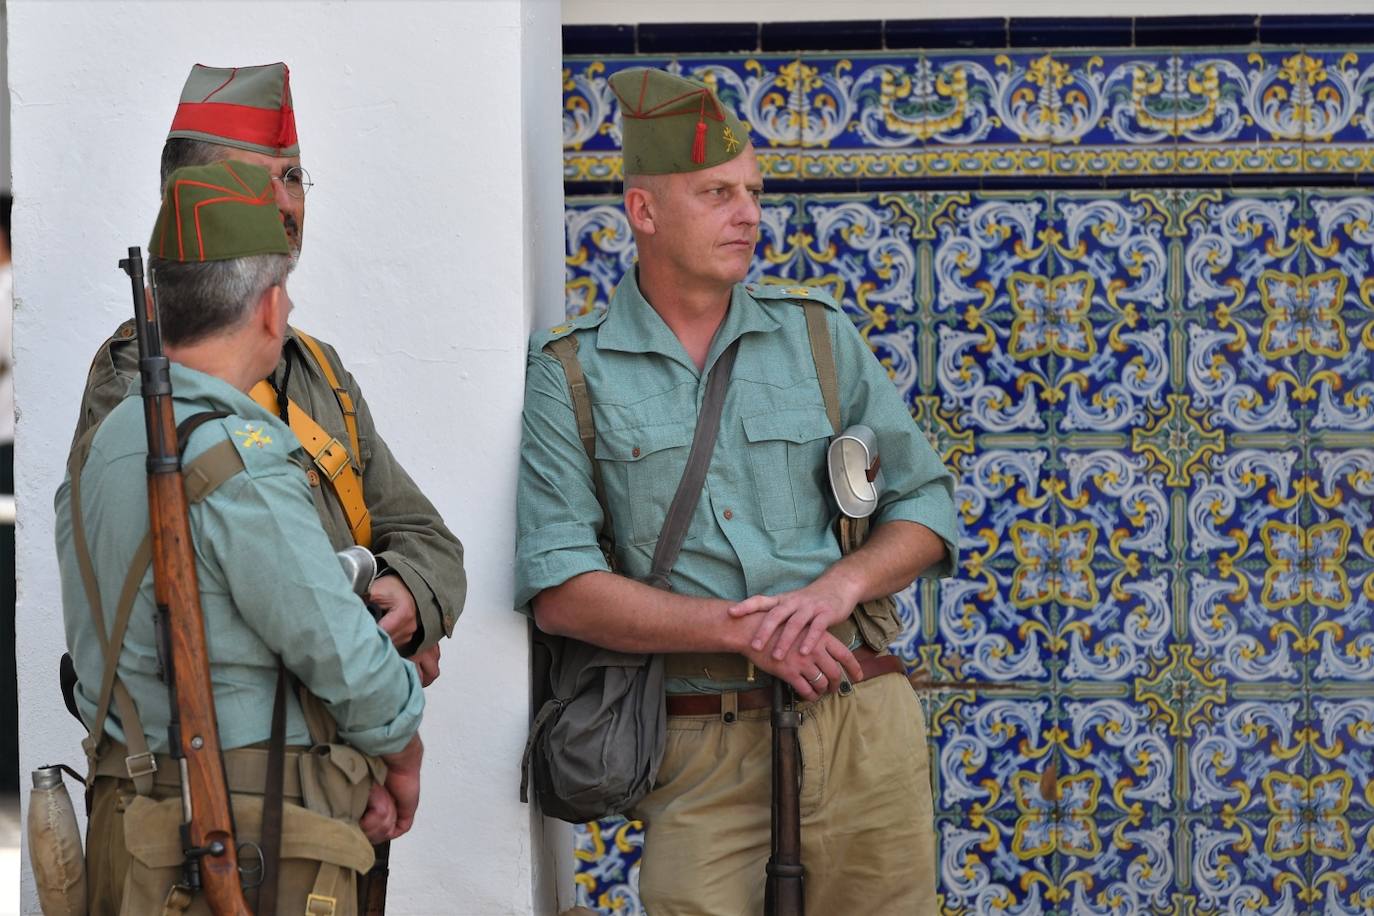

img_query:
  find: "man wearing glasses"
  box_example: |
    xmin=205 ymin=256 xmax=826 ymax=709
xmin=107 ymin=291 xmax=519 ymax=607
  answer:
xmin=64 ymin=62 xmax=465 ymax=913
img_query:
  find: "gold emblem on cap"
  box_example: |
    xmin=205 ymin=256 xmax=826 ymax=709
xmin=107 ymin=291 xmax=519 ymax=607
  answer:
xmin=722 ymin=126 xmax=741 ymax=153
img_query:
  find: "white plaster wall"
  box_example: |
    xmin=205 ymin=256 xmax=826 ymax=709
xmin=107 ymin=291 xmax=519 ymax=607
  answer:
xmin=8 ymin=0 xmax=564 ymax=913
xmin=564 ymin=0 xmax=1372 ymax=23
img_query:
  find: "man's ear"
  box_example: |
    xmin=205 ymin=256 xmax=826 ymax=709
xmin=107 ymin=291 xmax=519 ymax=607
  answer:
xmin=257 ymin=284 xmax=287 ymax=342
xmin=623 ymin=186 xmax=656 ymax=236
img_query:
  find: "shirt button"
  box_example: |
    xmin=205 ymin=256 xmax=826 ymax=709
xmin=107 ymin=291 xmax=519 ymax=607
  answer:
xmin=723 ymin=509 xmax=734 ymax=520
xmin=632 ymin=447 xmax=641 ymax=458
xmin=119 ymin=325 xmax=135 ymax=339
xmin=305 ymin=469 xmax=321 ymax=487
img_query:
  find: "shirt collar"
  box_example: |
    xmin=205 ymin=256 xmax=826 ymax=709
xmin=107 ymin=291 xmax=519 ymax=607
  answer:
xmin=159 ymin=362 xmax=280 ymax=425
xmin=597 ymin=269 xmax=780 ymax=371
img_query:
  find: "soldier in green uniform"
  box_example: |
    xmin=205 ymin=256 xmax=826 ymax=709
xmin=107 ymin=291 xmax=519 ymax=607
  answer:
xmin=68 ymin=63 xmax=464 ymax=686
xmin=516 ymin=69 xmax=958 ymax=914
xmin=56 ymin=161 xmax=425 ymax=915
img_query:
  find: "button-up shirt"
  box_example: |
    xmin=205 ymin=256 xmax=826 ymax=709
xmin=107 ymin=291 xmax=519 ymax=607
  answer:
xmin=56 ymin=363 xmax=423 ymax=756
xmin=516 ymin=271 xmax=958 ymax=613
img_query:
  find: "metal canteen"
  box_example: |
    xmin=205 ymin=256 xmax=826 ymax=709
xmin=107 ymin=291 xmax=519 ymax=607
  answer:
xmin=826 ymin=425 xmax=884 ymax=519
xmin=335 ymin=545 xmax=378 ymax=599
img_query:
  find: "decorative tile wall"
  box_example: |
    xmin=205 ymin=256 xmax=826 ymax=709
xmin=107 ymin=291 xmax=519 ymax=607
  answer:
xmin=560 ymin=31 xmax=1374 ymax=916
xmin=564 ymin=48 xmax=1374 ymax=182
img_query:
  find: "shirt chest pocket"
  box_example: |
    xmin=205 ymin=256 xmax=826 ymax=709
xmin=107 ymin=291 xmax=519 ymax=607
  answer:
xmin=742 ymin=407 xmax=835 ymax=531
xmin=595 ymin=422 xmax=695 ymax=547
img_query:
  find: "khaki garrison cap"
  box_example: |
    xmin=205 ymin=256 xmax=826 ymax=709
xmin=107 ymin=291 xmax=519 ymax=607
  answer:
xmin=609 ymin=67 xmax=751 ymax=175
xmin=150 ymin=162 xmax=292 ymax=263
xmin=167 ymin=62 xmax=300 ymax=158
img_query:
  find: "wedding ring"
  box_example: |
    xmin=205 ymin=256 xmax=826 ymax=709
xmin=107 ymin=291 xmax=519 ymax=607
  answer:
xmin=808 ymin=671 xmax=824 ymax=684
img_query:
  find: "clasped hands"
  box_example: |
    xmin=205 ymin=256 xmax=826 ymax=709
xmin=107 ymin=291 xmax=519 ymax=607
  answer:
xmin=728 ymin=578 xmax=865 ymax=702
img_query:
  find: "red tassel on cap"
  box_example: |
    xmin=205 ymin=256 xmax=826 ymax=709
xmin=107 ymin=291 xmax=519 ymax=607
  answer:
xmin=691 ymin=118 xmax=707 ymax=164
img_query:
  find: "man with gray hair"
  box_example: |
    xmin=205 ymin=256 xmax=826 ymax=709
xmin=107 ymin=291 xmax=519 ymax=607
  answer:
xmin=56 ymin=161 xmax=424 ymax=914
xmin=69 ymin=63 xmax=465 ymax=686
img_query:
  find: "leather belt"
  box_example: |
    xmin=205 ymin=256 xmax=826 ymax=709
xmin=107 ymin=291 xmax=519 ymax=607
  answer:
xmin=665 ymin=647 xmax=906 ymax=717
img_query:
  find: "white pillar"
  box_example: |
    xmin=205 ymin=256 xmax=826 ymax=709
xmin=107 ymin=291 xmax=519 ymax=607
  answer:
xmin=8 ymin=0 xmax=564 ymax=912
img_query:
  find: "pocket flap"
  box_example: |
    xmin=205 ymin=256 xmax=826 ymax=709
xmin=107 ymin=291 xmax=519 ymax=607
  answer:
xmin=123 ymin=794 xmax=375 ymax=874
xmin=743 ymin=407 xmax=834 ymax=444
xmin=595 ymin=422 xmax=692 ymax=461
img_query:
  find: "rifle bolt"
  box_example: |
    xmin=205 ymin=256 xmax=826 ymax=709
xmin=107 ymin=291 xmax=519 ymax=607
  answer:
xmin=190 ymin=736 xmax=203 ymax=750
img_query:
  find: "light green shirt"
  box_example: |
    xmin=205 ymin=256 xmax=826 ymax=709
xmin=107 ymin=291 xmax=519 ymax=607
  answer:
xmin=55 ymin=363 xmax=423 ymax=756
xmin=515 ymin=271 xmax=958 ymax=615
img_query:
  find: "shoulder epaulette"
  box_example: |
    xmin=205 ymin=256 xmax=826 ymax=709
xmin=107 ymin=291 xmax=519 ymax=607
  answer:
xmin=214 ymin=415 xmax=294 ymax=477
xmin=530 ymin=308 xmax=609 ymax=353
xmin=741 ymin=282 xmax=843 ymax=311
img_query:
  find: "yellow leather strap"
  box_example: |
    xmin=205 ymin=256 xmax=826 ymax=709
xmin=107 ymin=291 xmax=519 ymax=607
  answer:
xmin=249 ymin=379 xmax=373 ymax=548
xmin=295 ymin=330 xmax=363 ymax=472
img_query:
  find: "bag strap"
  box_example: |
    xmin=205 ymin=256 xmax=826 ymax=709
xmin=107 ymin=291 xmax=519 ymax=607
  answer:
xmin=543 ymin=335 xmax=614 ymax=561
xmin=73 ymin=412 xmax=246 ymax=795
xmin=802 ymin=300 xmax=841 ymax=435
xmin=644 ymin=339 xmax=741 ymax=590
xmin=248 ymin=376 xmax=372 ymax=548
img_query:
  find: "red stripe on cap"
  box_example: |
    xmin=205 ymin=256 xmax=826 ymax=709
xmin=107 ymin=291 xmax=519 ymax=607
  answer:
xmin=170 ymin=100 xmax=298 ymax=151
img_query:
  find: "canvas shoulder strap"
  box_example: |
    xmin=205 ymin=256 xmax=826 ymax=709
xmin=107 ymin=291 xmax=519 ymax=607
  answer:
xmin=802 ymin=300 xmax=841 ymax=435
xmin=72 ymin=412 xmax=247 ymax=794
xmin=544 ymin=335 xmax=613 ymax=560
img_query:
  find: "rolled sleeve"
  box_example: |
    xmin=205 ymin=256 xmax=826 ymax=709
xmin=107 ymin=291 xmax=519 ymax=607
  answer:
xmin=205 ymin=468 xmax=425 ymax=756
xmin=515 ymin=349 xmax=611 ymax=610
xmin=833 ymin=313 xmax=960 ymax=577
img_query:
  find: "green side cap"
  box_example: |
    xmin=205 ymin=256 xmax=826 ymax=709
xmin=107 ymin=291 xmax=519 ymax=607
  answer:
xmin=609 ymin=67 xmax=751 ymax=176
xmin=150 ymin=162 xmax=291 ymax=263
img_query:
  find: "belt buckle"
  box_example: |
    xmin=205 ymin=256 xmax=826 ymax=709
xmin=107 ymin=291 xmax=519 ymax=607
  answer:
xmin=316 ymin=438 xmax=350 ymax=481
xmin=125 ymin=751 xmax=158 ymax=779
xmin=306 ymin=893 xmax=337 ymax=915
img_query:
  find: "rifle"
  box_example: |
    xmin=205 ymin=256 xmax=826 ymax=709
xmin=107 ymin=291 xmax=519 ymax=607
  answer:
xmin=764 ymin=679 xmax=804 ymax=916
xmin=121 ymin=246 xmax=253 ymax=916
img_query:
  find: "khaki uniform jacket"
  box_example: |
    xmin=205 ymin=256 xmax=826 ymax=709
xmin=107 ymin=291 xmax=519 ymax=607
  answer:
xmin=69 ymin=322 xmax=466 ymax=651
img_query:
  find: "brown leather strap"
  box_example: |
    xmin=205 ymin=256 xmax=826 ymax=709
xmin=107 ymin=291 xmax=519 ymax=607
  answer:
xmin=665 ymin=649 xmax=905 ymax=717
xmin=257 ymin=665 xmax=289 ymax=914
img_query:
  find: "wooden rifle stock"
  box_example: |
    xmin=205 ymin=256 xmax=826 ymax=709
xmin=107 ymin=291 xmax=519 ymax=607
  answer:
xmin=121 ymin=247 xmax=253 ymax=916
xmin=765 ymin=679 xmax=804 ymax=916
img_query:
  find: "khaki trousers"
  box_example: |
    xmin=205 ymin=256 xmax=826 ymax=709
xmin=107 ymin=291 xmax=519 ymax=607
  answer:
xmin=632 ymin=672 xmax=937 ymax=916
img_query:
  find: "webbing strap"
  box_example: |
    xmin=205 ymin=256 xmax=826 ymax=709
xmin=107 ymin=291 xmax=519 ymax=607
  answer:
xmin=70 ymin=428 xmax=158 ymax=793
xmin=249 ymin=379 xmax=372 ymax=547
xmin=544 ymin=335 xmax=613 ymax=558
xmin=306 ymin=863 xmax=344 ymax=915
xmin=74 ymin=427 xmax=247 ymax=795
xmin=802 ymin=301 xmax=841 ymax=435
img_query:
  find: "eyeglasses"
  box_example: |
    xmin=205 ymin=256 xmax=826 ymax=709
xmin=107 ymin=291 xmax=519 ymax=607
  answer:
xmin=273 ymin=166 xmax=314 ymax=199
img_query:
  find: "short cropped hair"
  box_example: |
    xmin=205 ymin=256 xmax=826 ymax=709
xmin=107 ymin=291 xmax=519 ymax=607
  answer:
xmin=148 ymin=252 xmax=291 ymax=347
